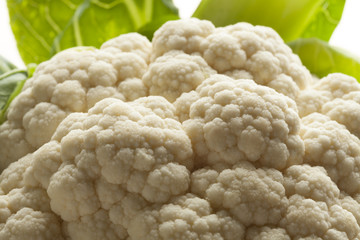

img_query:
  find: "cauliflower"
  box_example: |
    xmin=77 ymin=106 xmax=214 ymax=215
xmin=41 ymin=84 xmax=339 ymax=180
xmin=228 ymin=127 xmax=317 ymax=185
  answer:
xmin=0 ymin=34 xmax=151 ymax=170
xmin=180 ymin=75 xmax=304 ymax=170
xmin=0 ymin=18 xmax=360 ymax=239
xmin=152 ymin=19 xmax=312 ymax=99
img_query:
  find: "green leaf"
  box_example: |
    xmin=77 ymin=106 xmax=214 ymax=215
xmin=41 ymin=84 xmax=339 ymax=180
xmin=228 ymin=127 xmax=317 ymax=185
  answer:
xmin=161 ymin=0 xmax=178 ymax=14
xmin=0 ymin=55 xmax=17 ymax=75
xmin=0 ymin=70 xmax=28 ymax=124
xmin=7 ymin=0 xmax=179 ymax=64
xmin=26 ymin=63 xmax=38 ymax=78
xmin=193 ymin=0 xmax=345 ymax=42
xmin=137 ymin=14 xmax=179 ymax=40
xmin=301 ymin=0 xmax=345 ymax=41
xmin=0 ymin=63 xmax=36 ymax=125
xmin=288 ymin=38 xmax=360 ymax=81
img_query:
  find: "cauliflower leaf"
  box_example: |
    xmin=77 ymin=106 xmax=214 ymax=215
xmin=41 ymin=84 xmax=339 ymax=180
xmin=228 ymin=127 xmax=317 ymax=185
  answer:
xmin=6 ymin=0 xmax=179 ymax=64
xmin=289 ymin=38 xmax=360 ymax=81
xmin=193 ymin=0 xmax=345 ymax=42
xmin=0 ymin=55 xmax=16 ymax=75
xmin=0 ymin=70 xmax=27 ymax=124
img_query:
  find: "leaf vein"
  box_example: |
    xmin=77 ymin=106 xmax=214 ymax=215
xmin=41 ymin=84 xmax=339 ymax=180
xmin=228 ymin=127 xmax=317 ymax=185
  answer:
xmin=16 ymin=13 xmax=52 ymax=51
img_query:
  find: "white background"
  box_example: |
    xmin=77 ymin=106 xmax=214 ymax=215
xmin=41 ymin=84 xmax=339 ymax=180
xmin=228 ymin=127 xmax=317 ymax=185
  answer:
xmin=1 ymin=0 xmax=359 ymax=68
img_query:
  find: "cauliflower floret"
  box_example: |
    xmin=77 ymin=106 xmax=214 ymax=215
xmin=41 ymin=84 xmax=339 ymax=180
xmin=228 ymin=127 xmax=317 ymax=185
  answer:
xmin=151 ymin=18 xmax=215 ymax=60
xmin=50 ymin=80 xmax=86 ymax=112
xmin=340 ymin=196 xmax=360 ymax=225
xmin=152 ymin=19 xmax=311 ymax=99
xmin=300 ymin=113 xmax=360 ymax=195
xmin=296 ymin=73 xmax=360 ymax=139
xmin=245 ymin=227 xmax=290 ymax=240
xmin=296 ymin=89 xmax=331 ymax=117
xmin=0 ymin=154 xmax=34 ymax=195
xmin=322 ymin=98 xmax=360 ymax=138
xmin=296 ymin=73 xmax=360 ymax=117
xmin=66 ymin=209 xmax=128 ymax=240
xmin=143 ymin=51 xmax=216 ymax=102
xmin=0 ymin=123 xmax=32 ymax=169
xmin=204 ymin=23 xmax=311 ymax=98
xmin=48 ymin=97 xmax=193 ymax=215
xmin=0 ymin=96 xmax=194 ymax=239
xmin=127 ymin=194 xmax=245 ymax=240
xmin=22 ymin=102 xmax=67 ymax=148
xmin=173 ymin=91 xmax=201 ymax=123
xmin=280 ymin=165 xmax=360 ymax=239
xmin=0 ymin=36 xmax=151 ymax=171
xmin=0 ymin=208 xmax=64 ymax=240
xmin=280 ymin=196 xmax=334 ymax=238
xmin=201 ymin=31 xmax=247 ymax=72
xmin=284 ymin=165 xmax=340 ymax=203
xmin=280 ymin=195 xmax=360 ymax=239
xmin=313 ymin=73 xmax=360 ymax=98
xmin=191 ymin=162 xmax=288 ymax=227
xmin=118 ymin=78 xmax=148 ymax=101
xmin=182 ymin=74 xmax=304 ymax=169
xmin=0 ymin=145 xmax=64 ymax=239
xmin=100 ymin=32 xmax=152 ymax=63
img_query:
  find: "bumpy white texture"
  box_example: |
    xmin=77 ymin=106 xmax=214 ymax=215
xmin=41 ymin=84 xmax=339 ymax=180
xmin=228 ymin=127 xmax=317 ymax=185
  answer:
xmin=300 ymin=113 xmax=360 ymax=196
xmin=182 ymin=75 xmax=304 ymax=170
xmin=296 ymin=73 xmax=360 ymax=138
xmin=245 ymin=227 xmax=290 ymax=240
xmin=191 ymin=162 xmax=288 ymax=227
xmin=101 ymin=33 xmax=152 ymax=63
xmin=143 ymin=51 xmax=216 ymax=102
xmin=151 ymin=18 xmax=216 ymax=60
xmin=0 ymin=145 xmax=65 ymax=240
xmin=280 ymin=165 xmax=360 ymax=239
xmin=128 ymin=194 xmax=245 ymax=240
xmin=0 ymin=18 xmax=312 ymax=170
xmin=0 ymin=34 xmax=151 ymax=171
xmin=0 ymin=97 xmax=194 ymax=239
xmin=1 ymin=19 xmax=360 ymax=239
xmin=152 ymin=18 xmax=312 ymax=99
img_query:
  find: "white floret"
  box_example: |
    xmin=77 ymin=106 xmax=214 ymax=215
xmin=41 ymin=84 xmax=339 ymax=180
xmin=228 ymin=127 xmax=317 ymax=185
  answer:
xmin=127 ymin=194 xmax=245 ymax=240
xmin=199 ymin=22 xmax=312 ymax=98
xmin=300 ymin=113 xmax=360 ymax=195
xmin=182 ymin=74 xmax=304 ymax=169
xmin=0 ymin=96 xmax=195 ymax=239
xmin=151 ymin=18 xmax=215 ymax=60
xmin=191 ymin=162 xmax=288 ymax=227
xmin=101 ymin=32 xmax=152 ymax=63
xmin=152 ymin=19 xmax=312 ymax=100
xmin=0 ymin=38 xmax=150 ymax=170
xmin=322 ymin=98 xmax=360 ymax=138
xmin=143 ymin=51 xmax=216 ymax=102
xmin=296 ymin=73 xmax=360 ymax=117
xmin=297 ymin=73 xmax=360 ymax=138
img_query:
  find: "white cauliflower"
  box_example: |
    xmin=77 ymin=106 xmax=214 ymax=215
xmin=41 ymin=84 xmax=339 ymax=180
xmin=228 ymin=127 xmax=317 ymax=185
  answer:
xmin=152 ymin=18 xmax=312 ymax=99
xmin=142 ymin=51 xmax=216 ymax=102
xmin=300 ymin=113 xmax=360 ymax=195
xmin=0 ymin=34 xmax=151 ymax=170
xmin=0 ymin=19 xmax=360 ymax=239
xmin=181 ymin=75 xmax=304 ymax=170
xmin=296 ymin=73 xmax=360 ymax=138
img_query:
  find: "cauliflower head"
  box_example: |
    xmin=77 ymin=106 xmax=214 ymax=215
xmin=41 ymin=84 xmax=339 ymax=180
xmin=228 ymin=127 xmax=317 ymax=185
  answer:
xmin=1 ymin=18 xmax=360 ymax=239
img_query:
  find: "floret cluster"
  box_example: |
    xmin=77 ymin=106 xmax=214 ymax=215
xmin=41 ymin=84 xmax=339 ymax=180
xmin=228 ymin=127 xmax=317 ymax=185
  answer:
xmin=0 ymin=19 xmax=360 ymax=239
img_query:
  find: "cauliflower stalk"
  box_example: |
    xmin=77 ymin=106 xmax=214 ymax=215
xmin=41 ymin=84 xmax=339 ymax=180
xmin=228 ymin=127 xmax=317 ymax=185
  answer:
xmin=0 ymin=19 xmax=360 ymax=239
